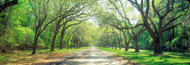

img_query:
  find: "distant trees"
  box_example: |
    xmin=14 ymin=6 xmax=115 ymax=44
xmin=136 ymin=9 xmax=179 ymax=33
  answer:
xmin=108 ymin=0 xmax=146 ymax=52
xmin=58 ymin=0 xmax=93 ymax=50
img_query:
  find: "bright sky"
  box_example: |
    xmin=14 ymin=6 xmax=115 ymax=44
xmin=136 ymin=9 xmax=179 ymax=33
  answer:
xmin=87 ymin=0 xmax=141 ymax=25
xmin=126 ymin=1 xmax=141 ymax=24
xmin=87 ymin=18 xmax=98 ymax=26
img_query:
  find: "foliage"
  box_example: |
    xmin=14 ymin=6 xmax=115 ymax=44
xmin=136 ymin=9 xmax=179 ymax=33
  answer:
xmin=0 ymin=27 xmax=45 ymax=50
xmin=98 ymin=47 xmax=190 ymax=65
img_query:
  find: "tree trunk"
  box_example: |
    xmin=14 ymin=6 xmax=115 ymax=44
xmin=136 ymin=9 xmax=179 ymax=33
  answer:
xmin=60 ymin=32 xmax=65 ymax=49
xmin=153 ymin=39 xmax=163 ymax=55
xmin=119 ymin=31 xmax=122 ymax=50
xmin=67 ymin=39 xmax=69 ymax=49
xmin=76 ymin=42 xmax=79 ymax=48
xmin=144 ymin=21 xmax=163 ymax=54
xmin=111 ymin=41 xmax=113 ymax=49
xmin=67 ymin=35 xmax=72 ymax=49
xmin=74 ymin=41 xmax=76 ymax=48
xmin=114 ymin=37 xmax=117 ymax=49
xmin=134 ymin=38 xmax=139 ymax=52
xmin=1 ymin=49 xmax=5 ymax=52
xmin=125 ymin=42 xmax=130 ymax=51
xmin=71 ymin=39 xmax=73 ymax=49
xmin=172 ymin=28 xmax=175 ymax=39
xmin=50 ymin=32 xmax=58 ymax=51
xmin=122 ymin=30 xmax=129 ymax=51
xmin=71 ymin=42 xmax=72 ymax=49
xmin=32 ymin=33 xmax=39 ymax=54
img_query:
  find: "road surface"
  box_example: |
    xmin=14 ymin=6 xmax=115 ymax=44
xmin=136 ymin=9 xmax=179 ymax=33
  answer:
xmin=47 ymin=46 xmax=137 ymax=65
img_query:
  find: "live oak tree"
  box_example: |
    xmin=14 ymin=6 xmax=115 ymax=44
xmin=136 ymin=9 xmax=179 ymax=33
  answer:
xmin=49 ymin=0 xmax=87 ymax=51
xmin=96 ymin=11 xmax=131 ymax=51
xmin=66 ymin=22 xmax=90 ymax=49
xmin=108 ymin=0 xmax=146 ymax=52
xmin=117 ymin=31 xmax=122 ymax=50
xmin=128 ymin=0 xmax=190 ymax=54
xmin=65 ymin=27 xmax=80 ymax=49
xmin=28 ymin=0 xmax=67 ymax=54
xmin=58 ymin=0 xmax=95 ymax=50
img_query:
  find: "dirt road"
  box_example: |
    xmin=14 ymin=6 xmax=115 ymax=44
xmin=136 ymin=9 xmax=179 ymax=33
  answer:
xmin=47 ymin=46 xmax=137 ymax=65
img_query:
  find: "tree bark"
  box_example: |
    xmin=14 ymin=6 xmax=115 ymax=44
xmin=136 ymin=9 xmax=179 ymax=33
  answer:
xmin=50 ymin=31 xmax=58 ymax=51
xmin=1 ymin=45 xmax=6 ymax=52
xmin=71 ymin=42 xmax=72 ymax=49
xmin=67 ymin=39 xmax=69 ymax=49
xmin=32 ymin=33 xmax=39 ymax=54
xmin=122 ymin=30 xmax=129 ymax=51
xmin=0 ymin=0 xmax=18 ymax=13
xmin=134 ymin=38 xmax=139 ymax=52
xmin=153 ymin=38 xmax=163 ymax=54
xmin=60 ymin=31 xmax=65 ymax=49
xmin=71 ymin=37 xmax=73 ymax=49
xmin=125 ymin=42 xmax=130 ymax=51
xmin=114 ymin=37 xmax=117 ymax=49
xmin=67 ymin=34 xmax=72 ymax=49
xmin=74 ymin=39 xmax=76 ymax=48
xmin=1 ymin=49 xmax=5 ymax=52
xmin=76 ymin=42 xmax=79 ymax=48
xmin=119 ymin=31 xmax=122 ymax=50
xmin=111 ymin=41 xmax=114 ymax=49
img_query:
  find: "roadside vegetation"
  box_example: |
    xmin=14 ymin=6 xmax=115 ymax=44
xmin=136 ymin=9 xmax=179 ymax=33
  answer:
xmin=98 ymin=47 xmax=190 ymax=65
xmin=0 ymin=47 xmax=88 ymax=65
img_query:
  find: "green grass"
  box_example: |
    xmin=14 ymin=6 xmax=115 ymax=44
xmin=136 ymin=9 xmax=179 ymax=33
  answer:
xmin=98 ymin=47 xmax=190 ymax=65
xmin=0 ymin=47 xmax=88 ymax=64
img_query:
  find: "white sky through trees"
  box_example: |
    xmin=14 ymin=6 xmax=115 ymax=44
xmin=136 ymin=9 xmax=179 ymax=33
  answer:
xmin=87 ymin=0 xmax=140 ymax=26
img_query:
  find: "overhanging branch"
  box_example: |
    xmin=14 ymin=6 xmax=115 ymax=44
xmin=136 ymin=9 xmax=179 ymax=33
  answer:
xmin=163 ymin=14 xmax=182 ymax=28
xmin=163 ymin=23 xmax=182 ymax=31
xmin=116 ymin=24 xmax=144 ymax=30
xmin=0 ymin=0 xmax=18 ymax=13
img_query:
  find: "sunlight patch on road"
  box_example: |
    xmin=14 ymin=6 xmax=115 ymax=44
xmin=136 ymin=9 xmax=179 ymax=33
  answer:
xmin=67 ymin=59 xmax=108 ymax=62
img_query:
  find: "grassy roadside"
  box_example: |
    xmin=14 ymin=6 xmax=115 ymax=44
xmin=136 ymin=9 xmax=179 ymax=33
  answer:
xmin=98 ymin=47 xmax=190 ymax=65
xmin=0 ymin=47 xmax=88 ymax=65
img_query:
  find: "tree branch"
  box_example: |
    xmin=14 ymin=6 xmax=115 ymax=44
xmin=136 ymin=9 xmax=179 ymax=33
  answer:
xmin=65 ymin=20 xmax=84 ymax=30
xmin=116 ymin=24 xmax=144 ymax=30
xmin=136 ymin=27 xmax=146 ymax=38
xmin=163 ymin=14 xmax=182 ymax=28
xmin=0 ymin=0 xmax=18 ymax=13
xmin=162 ymin=0 xmax=172 ymax=18
xmin=163 ymin=23 xmax=182 ymax=31
xmin=152 ymin=0 xmax=161 ymax=17
xmin=145 ymin=0 xmax=149 ymax=18
xmin=148 ymin=17 xmax=157 ymax=33
xmin=39 ymin=14 xmax=65 ymax=34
